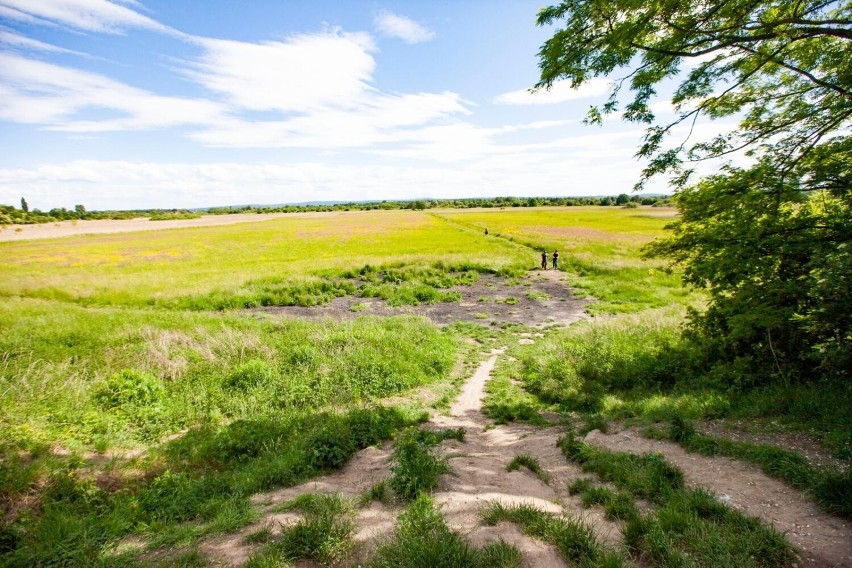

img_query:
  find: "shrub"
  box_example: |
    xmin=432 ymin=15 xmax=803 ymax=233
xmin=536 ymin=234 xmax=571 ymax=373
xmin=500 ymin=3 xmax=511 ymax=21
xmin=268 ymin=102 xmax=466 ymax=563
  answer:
xmin=225 ymin=359 xmax=274 ymax=391
xmin=305 ymin=420 xmax=356 ymax=470
xmin=93 ymin=369 xmax=164 ymax=409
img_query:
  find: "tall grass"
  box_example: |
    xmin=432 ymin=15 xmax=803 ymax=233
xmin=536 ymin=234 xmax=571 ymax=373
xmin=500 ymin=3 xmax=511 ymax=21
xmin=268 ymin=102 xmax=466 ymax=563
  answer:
xmin=0 ymin=300 xmax=458 ymax=451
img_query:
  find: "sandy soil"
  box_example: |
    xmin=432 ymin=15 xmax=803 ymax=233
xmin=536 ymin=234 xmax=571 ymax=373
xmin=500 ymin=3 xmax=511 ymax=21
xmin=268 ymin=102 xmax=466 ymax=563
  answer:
xmin=255 ymin=269 xmax=590 ymax=328
xmin=0 ymin=212 xmax=334 ymax=242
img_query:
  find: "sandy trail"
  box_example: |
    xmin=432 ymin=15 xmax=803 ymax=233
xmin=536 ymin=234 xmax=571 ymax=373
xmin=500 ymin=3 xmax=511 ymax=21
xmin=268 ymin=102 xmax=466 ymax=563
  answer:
xmin=198 ymin=346 xmax=851 ymax=568
xmin=0 ymin=212 xmax=335 ymax=242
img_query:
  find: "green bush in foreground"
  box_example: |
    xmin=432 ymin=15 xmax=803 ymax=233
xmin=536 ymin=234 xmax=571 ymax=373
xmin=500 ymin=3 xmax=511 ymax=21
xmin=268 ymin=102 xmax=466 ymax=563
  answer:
xmin=1 ymin=406 xmax=420 ymax=566
xmin=389 ymin=428 xmax=464 ymax=501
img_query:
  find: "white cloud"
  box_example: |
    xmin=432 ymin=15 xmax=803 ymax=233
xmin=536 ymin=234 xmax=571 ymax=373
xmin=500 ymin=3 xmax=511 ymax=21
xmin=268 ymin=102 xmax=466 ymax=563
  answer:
xmin=375 ymin=11 xmax=434 ymax=43
xmin=0 ymin=0 xmax=175 ymax=34
xmin=0 ymin=29 xmax=87 ymax=55
xmin=494 ymin=79 xmax=611 ymax=105
xmin=0 ymin=52 xmax=225 ymax=128
xmin=0 ymin=153 xmax=649 ymax=211
xmin=186 ymin=32 xmax=377 ymax=113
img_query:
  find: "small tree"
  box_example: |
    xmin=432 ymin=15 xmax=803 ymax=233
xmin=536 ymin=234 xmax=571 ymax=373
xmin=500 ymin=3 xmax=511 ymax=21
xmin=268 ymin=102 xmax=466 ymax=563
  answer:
xmin=615 ymin=193 xmax=630 ymax=205
xmin=20 ymin=197 xmax=28 ymax=213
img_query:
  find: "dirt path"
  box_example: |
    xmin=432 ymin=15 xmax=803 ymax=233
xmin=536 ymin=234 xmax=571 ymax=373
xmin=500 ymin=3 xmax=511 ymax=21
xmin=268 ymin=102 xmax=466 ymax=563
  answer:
xmin=197 ymin=347 xmax=851 ymax=567
xmin=584 ymin=428 xmax=852 ymax=568
xmin=0 ymin=212 xmax=334 ymax=242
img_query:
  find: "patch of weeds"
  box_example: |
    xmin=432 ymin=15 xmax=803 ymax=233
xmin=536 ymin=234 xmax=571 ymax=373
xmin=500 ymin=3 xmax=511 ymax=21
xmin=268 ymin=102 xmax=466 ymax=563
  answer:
xmin=506 ymin=455 xmax=551 ymax=484
xmin=389 ymin=428 xmax=462 ymax=501
xmin=474 ymin=312 xmax=490 ymax=319
xmin=359 ymin=480 xmax=393 ymax=506
xmin=559 ymin=430 xmax=796 ymax=566
xmin=372 ymin=495 xmax=522 ymax=568
xmin=350 ymin=302 xmax=367 ymax=312
xmin=475 ymin=540 xmax=524 ymax=568
xmin=248 ymin=493 xmax=355 ymax=566
xmin=568 ymin=479 xmax=638 ymax=521
xmin=665 ymin=417 xmax=852 ymax=519
xmin=525 ymin=290 xmax=550 ymax=301
xmin=481 ymin=502 xmax=625 ymax=567
xmin=482 ymin=374 xmax=547 ymax=426
xmin=243 ymin=527 xmax=274 ymax=545
xmin=579 ymin=413 xmax=608 ymax=435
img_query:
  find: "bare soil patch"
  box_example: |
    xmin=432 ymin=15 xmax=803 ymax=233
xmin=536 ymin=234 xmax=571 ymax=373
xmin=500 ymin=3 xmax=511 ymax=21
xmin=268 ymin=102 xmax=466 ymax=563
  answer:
xmin=0 ymin=212 xmax=329 ymax=242
xmin=697 ymin=420 xmax=849 ymax=472
xmin=255 ymin=269 xmax=589 ymax=328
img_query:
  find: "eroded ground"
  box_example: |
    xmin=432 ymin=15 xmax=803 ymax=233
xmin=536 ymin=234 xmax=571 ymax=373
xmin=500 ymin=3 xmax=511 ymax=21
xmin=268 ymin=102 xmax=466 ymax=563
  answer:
xmin=254 ymin=269 xmax=589 ymax=328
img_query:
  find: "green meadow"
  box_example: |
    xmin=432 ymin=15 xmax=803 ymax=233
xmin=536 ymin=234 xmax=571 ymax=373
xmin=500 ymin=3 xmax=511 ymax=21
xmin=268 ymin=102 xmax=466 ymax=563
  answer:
xmin=1 ymin=206 xmax=847 ymax=566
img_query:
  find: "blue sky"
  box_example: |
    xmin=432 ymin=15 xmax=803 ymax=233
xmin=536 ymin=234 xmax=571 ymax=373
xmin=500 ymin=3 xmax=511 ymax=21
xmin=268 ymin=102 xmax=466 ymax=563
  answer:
xmin=0 ymin=0 xmax=697 ymax=210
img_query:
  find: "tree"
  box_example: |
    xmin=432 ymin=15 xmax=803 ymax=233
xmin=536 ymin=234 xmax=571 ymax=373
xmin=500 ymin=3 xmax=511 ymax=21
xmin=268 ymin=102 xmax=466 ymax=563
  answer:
xmin=20 ymin=197 xmax=28 ymax=213
xmin=74 ymin=204 xmax=86 ymax=215
xmin=615 ymin=193 xmax=630 ymax=205
xmin=536 ymin=1 xmax=851 ymax=383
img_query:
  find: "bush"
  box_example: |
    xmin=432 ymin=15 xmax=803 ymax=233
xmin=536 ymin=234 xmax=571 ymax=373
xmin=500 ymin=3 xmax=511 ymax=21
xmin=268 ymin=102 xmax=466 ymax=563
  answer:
xmin=225 ymin=359 xmax=274 ymax=391
xmin=93 ymin=369 xmax=164 ymax=409
xmin=305 ymin=420 xmax=356 ymax=470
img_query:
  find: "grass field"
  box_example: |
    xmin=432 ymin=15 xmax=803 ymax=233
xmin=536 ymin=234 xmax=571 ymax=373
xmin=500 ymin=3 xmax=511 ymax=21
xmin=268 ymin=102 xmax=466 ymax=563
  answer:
xmin=1 ymin=205 xmax=846 ymax=566
xmin=434 ymin=208 xmax=695 ymax=313
xmin=0 ymin=210 xmax=529 ymax=306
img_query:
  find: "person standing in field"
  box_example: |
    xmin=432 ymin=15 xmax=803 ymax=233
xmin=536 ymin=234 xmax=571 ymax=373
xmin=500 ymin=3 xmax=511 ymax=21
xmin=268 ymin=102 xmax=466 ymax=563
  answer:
xmin=552 ymin=250 xmax=559 ymax=269
xmin=541 ymin=251 xmax=548 ymax=270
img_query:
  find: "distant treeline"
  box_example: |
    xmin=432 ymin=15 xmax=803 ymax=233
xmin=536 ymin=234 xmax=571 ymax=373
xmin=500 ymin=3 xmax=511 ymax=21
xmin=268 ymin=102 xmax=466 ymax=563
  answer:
xmin=1 ymin=194 xmax=671 ymax=225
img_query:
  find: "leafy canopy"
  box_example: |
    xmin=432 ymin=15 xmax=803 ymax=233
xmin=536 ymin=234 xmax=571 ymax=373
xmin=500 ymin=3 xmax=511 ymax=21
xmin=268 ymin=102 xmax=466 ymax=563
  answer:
xmin=536 ymin=1 xmax=851 ymax=383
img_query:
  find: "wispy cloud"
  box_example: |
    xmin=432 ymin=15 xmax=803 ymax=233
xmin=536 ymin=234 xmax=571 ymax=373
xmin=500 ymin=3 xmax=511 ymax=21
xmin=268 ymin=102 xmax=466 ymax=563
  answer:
xmin=0 ymin=0 xmax=176 ymax=35
xmin=0 ymin=29 xmax=88 ymax=55
xmin=0 ymin=52 xmax=224 ymax=128
xmin=374 ymin=10 xmax=434 ymax=43
xmin=0 ymin=152 xmax=652 ymax=210
xmin=494 ymin=79 xmax=611 ymax=105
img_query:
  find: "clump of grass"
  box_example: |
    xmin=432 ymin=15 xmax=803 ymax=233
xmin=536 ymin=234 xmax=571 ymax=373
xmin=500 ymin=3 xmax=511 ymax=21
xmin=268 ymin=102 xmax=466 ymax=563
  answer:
xmin=359 ymin=480 xmax=393 ymax=506
xmin=525 ymin=290 xmax=550 ymax=301
xmin=507 ymin=455 xmax=551 ymax=484
xmin=579 ymin=413 xmax=608 ymax=435
xmin=558 ymin=431 xmax=796 ymax=566
xmin=389 ymin=428 xmax=463 ymax=501
xmin=481 ymin=502 xmax=625 ymax=567
xmin=247 ymin=493 xmax=355 ymax=566
xmin=482 ymin=373 xmax=547 ymax=425
xmin=567 ymin=479 xmax=638 ymax=520
xmin=665 ymin=417 xmax=852 ymax=519
xmin=372 ymin=495 xmax=522 ymax=568
xmin=243 ymin=527 xmax=274 ymax=545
